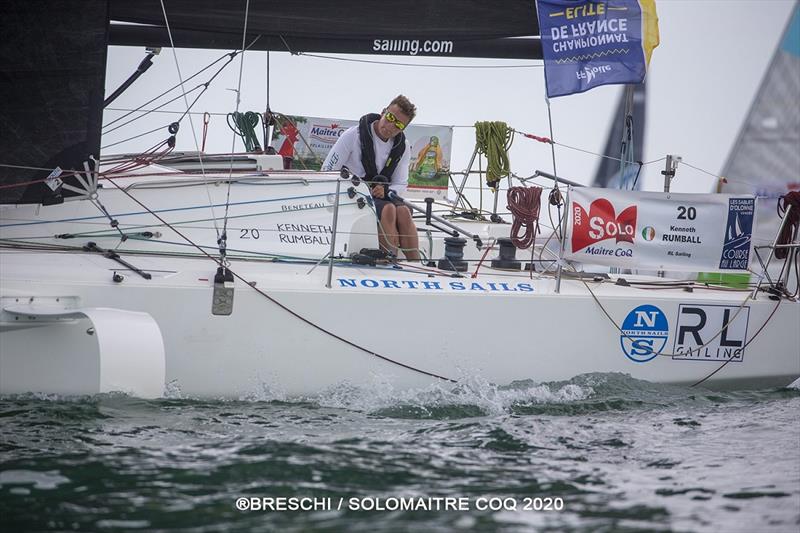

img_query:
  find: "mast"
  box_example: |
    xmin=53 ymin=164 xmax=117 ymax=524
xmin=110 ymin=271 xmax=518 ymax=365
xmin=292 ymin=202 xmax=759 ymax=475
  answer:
xmin=592 ymin=82 xmax=647 ymax=190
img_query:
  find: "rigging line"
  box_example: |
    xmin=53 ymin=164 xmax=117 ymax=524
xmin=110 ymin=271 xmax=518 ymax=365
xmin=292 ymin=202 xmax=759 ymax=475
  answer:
xmin=643 ymin=156 xmax=666 ymax=166
xmin=102 ymin=124 xmax=170 ymax=150
xmin=89 ymin=198 xmax=126 ymax=241
xmin=99 ymin=175 xmax=456 ymax=383
xmin=0 ymin=238 xmax=306 ymax=263
xmin=0 ymin=191 xmax=341 ymax=228
xmin=264 ymin=49 xmax=271 ymax=150
xmin=690 ymin=299 xmax=782 ymax=388
xmin=222 ymin=0 xmax=253 ymax=259
xmin=107 ymin=108 xmax=231 ymax=117
xmin=0 ymin=163 xmax=84 ymax=174
xmin=679 ymin=160 xmax=723 ymax=179
xmin=0 ymin=171 xmax=85 ymax=192
xmin=556 ymin=139 xmax=654 ymax=167
xmin=544 ymin=98 xmax=558 ymax=177
xmin=471 ymin=238 xmax=497 ymax=279
xmin=279 ymin=35 xmax=295 ymax=54
xmin=102 ymin=84 xmax=206 ymax=136
xmin=266 ymin=48 xmax=270 ymax=113
xmin=102 ymin=51 xmax=236 ymax=130
xmin=544 ymin=96 xmax=563 ymax=242
xmin=159 ymin=0 xmax=220 ymax=240
xmin=114 ymin=38 xmax=261 ymax=135
xmin=296 ymin=52 xmax=544 ymax=69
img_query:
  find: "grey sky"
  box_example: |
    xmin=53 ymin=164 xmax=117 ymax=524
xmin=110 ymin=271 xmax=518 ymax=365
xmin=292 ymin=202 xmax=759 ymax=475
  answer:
xmin=102 ymin=0 xmax=797 ymax=194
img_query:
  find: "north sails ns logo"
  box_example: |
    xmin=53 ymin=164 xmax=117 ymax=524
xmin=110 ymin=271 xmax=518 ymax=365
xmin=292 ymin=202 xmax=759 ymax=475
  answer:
xmin=620 ymin=305 xmax=669 ymax=362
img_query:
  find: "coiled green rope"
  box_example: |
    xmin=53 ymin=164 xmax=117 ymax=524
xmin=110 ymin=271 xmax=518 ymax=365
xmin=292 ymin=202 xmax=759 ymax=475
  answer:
xmin=474 ymin=121 xmax=514 ymax=189
xmin=227 ymin=111 xmax=263 ymax=152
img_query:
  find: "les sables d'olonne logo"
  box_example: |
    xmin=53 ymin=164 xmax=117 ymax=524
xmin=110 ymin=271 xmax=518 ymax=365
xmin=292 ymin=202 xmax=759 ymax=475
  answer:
xmin=571 ymin=199 xmax=638 ymax=253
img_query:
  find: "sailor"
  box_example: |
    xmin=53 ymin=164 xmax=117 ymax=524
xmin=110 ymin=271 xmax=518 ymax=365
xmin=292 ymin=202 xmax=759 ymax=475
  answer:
xmin=322 ymin=95 xmax=420 ymax=260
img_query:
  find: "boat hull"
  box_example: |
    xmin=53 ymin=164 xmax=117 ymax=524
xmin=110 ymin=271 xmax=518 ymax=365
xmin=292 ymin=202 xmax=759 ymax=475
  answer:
xmin=1 ymin=251 xmax=797 ymax=398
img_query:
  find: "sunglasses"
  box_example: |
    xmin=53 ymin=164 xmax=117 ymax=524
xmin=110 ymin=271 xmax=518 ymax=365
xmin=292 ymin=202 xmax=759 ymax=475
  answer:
xmin=383 ymin=111 xmax=407 ymax=131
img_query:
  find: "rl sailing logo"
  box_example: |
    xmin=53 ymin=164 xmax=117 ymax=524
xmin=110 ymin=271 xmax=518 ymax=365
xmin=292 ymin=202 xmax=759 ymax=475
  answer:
xmin=571 ymin=198 xmax=637 ymax=253
xmin=620 ymin=304 xmax=669 ymax=363
xmin=672 ymin=304 xmax=749 ymax=362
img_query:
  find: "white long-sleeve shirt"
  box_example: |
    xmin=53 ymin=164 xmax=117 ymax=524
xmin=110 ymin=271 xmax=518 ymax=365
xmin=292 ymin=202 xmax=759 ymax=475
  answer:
xmin=321 ymin=120 xmax=410 ymax=196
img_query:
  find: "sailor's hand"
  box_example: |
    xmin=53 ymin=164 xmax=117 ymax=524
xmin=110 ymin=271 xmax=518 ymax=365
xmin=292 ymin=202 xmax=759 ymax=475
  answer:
xmin=371 ymin=185 xmax=385 ymax=199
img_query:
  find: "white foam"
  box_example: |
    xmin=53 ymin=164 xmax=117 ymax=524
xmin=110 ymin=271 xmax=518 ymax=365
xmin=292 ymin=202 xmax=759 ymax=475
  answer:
xmin=0 ymin=469 xmax=70 ymax=490
xmin=302 ymin=372 xmax=595 ymax=415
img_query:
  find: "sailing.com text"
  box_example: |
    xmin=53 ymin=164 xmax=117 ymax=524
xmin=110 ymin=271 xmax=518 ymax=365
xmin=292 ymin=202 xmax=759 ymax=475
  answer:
xmin=372 ymin=39 xmax=454 ymax=55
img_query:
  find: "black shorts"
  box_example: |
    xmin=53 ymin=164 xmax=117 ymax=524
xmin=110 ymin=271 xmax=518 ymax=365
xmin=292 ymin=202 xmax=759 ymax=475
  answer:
xmin=374 ymin=197 xmax=400 ymax=219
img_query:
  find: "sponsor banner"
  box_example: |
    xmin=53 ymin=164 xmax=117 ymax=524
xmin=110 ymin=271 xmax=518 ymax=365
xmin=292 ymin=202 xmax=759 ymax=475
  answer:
xmin=537 ymin=0 xmax=660 ymax=97
xmin=565 ymin=187 xmax=756 ymax=271
xmin=270 ymin=115 xmax=453 ymax=200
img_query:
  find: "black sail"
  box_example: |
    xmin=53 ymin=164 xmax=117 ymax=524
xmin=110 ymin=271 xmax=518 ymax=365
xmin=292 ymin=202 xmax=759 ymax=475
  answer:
xmin=107 ymin=0 xmax=542 ymax=59
xmin=0 ymin=0 xmax=109 ymax=204
xmin=1 ymin=0 xmax=542 ymax=204
xmin=110 ymin=1 xmax=540 ymax=41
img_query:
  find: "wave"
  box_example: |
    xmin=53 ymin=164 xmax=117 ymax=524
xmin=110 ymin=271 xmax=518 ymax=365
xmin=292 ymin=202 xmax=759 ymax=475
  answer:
xmin=2 ymin=373 xmax=797 ymax=421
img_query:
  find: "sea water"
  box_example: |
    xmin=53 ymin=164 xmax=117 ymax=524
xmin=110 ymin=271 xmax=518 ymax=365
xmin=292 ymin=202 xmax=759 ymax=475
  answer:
xmin=1 ymin=373 xmax=798 ymax=532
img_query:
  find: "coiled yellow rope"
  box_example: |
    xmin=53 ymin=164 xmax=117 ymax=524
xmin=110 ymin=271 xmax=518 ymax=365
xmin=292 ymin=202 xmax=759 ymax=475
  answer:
xmin=474 ymin=121 xmax=514 ymax=189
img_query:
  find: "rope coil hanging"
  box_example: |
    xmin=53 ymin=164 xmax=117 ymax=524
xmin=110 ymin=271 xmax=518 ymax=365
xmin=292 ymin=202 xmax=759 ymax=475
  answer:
xmin=776 ymin=191 xmax=800 ymax=260
xmin=226 ymin=111 xmax=262 ymax=152
xmin=507 ymin=186 xmax=543 ymax=249
xmin=474 ymin=121 xmax=514 ymax=189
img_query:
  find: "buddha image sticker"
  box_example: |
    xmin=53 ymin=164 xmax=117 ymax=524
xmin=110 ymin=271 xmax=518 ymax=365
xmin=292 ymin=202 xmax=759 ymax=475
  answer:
xmin=620 ymin=304 xmax=669 ymax=362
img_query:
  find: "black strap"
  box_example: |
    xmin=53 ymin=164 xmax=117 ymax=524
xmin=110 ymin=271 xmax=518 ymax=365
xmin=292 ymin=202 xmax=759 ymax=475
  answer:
xmin=358 ymin=113 xmax=406 ymax=180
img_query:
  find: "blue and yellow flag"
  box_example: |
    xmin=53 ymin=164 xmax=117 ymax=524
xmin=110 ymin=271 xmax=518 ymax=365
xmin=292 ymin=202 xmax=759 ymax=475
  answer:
xmin=537 ymin=0 xmax=660 ymax=97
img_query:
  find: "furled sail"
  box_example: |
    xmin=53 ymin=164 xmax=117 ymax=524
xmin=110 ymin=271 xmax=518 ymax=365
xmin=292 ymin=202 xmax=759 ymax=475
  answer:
xmin=109 ymin=0 xmax=542 ymax=59
xmin=109 ymin=26 xmax=543 ymax=60
xmin=109 ymin=1 xmax=539 ymax=40
xmin=719 ymin=3 xmax=800 ymax=248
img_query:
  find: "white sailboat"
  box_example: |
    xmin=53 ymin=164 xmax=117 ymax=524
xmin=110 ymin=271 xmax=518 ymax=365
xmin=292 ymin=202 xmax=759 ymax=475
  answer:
xmin=1 ymin=1 xmax=797 ymax=398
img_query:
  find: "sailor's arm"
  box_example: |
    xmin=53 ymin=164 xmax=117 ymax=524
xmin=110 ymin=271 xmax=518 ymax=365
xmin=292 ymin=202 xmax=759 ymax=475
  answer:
xmin=321 ymin=128 xmax=356 ymax=171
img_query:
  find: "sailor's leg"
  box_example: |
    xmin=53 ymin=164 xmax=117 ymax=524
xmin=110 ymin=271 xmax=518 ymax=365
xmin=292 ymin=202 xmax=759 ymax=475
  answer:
xmin=378 ymin=203 xmax=399 ymax=256
xmin=396 ymin=205 xmax=420 ymax=260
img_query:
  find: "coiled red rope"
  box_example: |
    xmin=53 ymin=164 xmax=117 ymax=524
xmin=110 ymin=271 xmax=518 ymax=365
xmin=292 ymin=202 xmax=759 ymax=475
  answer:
xmin=507 ymin=186 xmax=543 ymax=249
xmin=776 ymin=191 xmax=800 ymax=260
